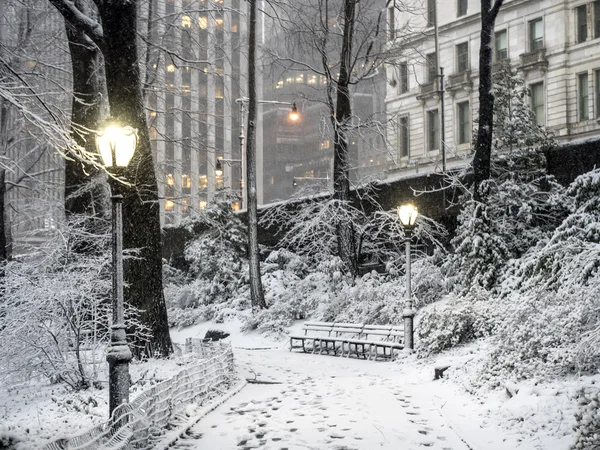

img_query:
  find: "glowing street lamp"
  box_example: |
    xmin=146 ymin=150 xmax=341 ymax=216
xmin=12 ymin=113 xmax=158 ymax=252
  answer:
xmin=288 ymin=102 xmax=300 ymax=122
xmin=95 ymin=121 xmax=137 ymax=417
xmin=397 ymin=203 xmax=418 ymax=352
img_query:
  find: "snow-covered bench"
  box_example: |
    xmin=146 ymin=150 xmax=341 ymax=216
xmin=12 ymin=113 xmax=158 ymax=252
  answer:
xmin=289 ymin=322 xmax=404 ymax=360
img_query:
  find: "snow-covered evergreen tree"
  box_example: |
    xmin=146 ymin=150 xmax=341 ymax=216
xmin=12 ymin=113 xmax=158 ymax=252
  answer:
xmin=451 ymin=62 xmax=569 ymax=292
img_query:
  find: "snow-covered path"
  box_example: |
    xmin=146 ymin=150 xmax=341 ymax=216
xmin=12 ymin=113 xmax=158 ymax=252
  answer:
xmin=175 ymin=347 xmax=475 ymax=450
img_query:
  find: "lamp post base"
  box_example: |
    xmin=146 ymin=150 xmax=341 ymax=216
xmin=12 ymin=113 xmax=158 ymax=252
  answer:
xmin=403 ymin=307 xmax=416 ymax=353
xmin=106 ymin=324 xmax=133 ymax=417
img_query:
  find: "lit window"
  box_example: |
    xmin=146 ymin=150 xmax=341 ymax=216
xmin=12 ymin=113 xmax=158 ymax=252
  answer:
xmin=26 ymin=60 xmax=36 ymax=69
xmin=215 ymin=18 xmax=224 ymax=27
xmin=427 ymin=109 xmax=440 ymax=151
xmin=308 ymin=75 xmax=317 ymax=85
xmin=232 ymin=23 xmax=238 ymax=33
xmin=199 ymin=200 xmax=207 ymax=210
xmin=182 ymin=174 xmax=191 ymax=188
xmin=231 ymin=201 xmax=241 ymax=211
xmin=529 ymin=19 xmax=543 ymax=51
xmin=166 ymin=173 xmax=175 ymax=186
xmin=398 ymin=116 xmax=409 ymax=157
xmin=494 ymin=29 xmax=507 ymax=61
xmin=296 ymin=74 xmax=304 ymax=83
xmin=199 ymin=16 xmax=208 ymax=29
xmin=457 ymin=101 xmax=470 ymax=144
xmin=320 ymin=139 xmax=331 ymax=150
xmin=530 ymin=82 xmax=545 ymax=125
xmin=181 ymin=15 xmax=192 ymax=28
xmin=286 ymin=77 xmax=293 ymax=84
xmin=216 ymin=89 xmax=223 ymax=99
xmin=276 ymin=80 xmax=284 ymax=89
xmin=579 ymin=72 xmax=589 ymax=121
xmin=182 ymin=197 xmax=189 ymax=213
xmin=166 ymin=64 xmax=175 ymax=72
xmin=149 ymin=111 xmax=157 ymax=117
xmin=165 ymin=199 xmax=174 ymax=211
xmin=199 ymin=175 xmax=208 ymax=189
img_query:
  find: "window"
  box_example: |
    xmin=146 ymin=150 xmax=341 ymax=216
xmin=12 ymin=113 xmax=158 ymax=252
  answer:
xmin=530 ymin=82 xmax=545 ymax=125
xmin=457 ymin=101 xmax=470 ymax=144
xmin=427 ymin=0 xmax=435 ymax=26
xmin=399 ymin=62 xmax=409 ymax=94
xmin=579 ymin=72 xmax=589 ymax=121
xmin=456 ymin=42 xmax=469 ymax=73
xmin=427 ymin=109 xmax=440 ymax=151
xmin=457 ymin=0 xmax=467 ymax=17
xmin=529 ymin=19 xmax=543 ymax=51
xmin=398 ymin=116 xmax=409 ymax=157
xmin=595 ymin=70 xmax=600 ymax=118
xmin=426 ymin=52 xmax=437 ymax=82
xmin=595 ymin=1 xmax=600 ymax=38
xmin=577 ymin=5 xmax=588 ymax=43
xmin=388 ymin=5 xmax=395 ymax=40
xmin=165 ymin=199 xmax=174 ymax=212
xmin=494 ymin=29 xmax=507 ymax=61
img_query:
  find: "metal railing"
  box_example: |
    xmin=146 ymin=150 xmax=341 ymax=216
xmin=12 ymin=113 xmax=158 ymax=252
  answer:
xmin=41 ymin=340 xmax=236 ymax=450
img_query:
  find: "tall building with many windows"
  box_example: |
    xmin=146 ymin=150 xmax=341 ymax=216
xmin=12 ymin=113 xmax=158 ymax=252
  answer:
xmin=147 ymin=0 xmax=248 ymax=227
xmin=386 ymin=0 xmax=600 ymax=178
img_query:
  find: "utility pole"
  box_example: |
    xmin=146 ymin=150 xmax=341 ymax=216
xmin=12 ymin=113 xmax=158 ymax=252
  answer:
xmin=433 ymin=0 xmax=446 ymax=172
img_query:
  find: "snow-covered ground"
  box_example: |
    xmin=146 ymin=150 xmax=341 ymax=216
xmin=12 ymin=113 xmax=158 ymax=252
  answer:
xmin=170 ymin=320 xmax=581 ymax=450
xmin=0 ymin=319 xmax=588 ymax=449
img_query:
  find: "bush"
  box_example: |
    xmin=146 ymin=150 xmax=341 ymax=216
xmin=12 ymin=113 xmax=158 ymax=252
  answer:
xmin=572 ymin=388 xmax=600 ymax=450
xmin=416 ymin=294 xmax=494 ymax=357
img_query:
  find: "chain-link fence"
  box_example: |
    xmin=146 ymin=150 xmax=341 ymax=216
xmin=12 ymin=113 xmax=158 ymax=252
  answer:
xmin=41 ymin=340 xmax=236 ymax=450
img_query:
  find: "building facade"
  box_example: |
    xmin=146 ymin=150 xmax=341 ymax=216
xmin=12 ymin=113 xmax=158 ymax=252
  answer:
xmin=386 ymin=0 xmax=600 ymax=178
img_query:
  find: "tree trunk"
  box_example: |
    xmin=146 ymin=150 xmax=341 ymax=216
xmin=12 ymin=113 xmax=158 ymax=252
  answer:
xmin=98 ymin=0 xmax=172 ymax=357
xmin=472 ymin=0 xmax=504 ymax=201
xmin=332 ymin=0 xmax=358 ymax=278
xmin=64 ymin=3 xmax=103 ymax=217
xmin=246 ymin=0 xmax=267 ymax=310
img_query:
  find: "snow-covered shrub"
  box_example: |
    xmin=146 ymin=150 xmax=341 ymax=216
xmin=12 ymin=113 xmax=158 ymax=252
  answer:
xmin=416 ymin=292 xmax=495 ymax=356
xmin=504 ymin=169 xmax=600 ymax=293
xmin=474 ymin=283 xmax=600 ymax=389
xmin=572 ymin=388 xmax=600 ymax=450
xmin=0 ymin=216 xmax=149 ymax=390
xmin=242 ymin=252 xmax=334 ymax=336
xmin=411 ymin=254 xmax=449 ymax=306
xmin=320 ymin=271 xmax=405 ymax=325
xmin=166 ymin=195 xmax=250 ymax=327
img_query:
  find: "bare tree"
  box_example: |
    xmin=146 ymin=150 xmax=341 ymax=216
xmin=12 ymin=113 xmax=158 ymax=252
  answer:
xmin=47 ymin=0 xmax=173 ymax=357
xmin=246 ymin=0 xmax=267 ymax=309
xmin=472 ymin=0 xmax=504 ymax=201
xmin=262 ymin=0 xmax=410 ymax=278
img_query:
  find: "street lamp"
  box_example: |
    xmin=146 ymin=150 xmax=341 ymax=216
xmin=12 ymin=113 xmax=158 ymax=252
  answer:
xmin=398 ymin=203 xmax=418 ymax=353
xmin=95 ymin=121 xmax=137 ymax=417
xmin=235 ymin=97 xmax=300 ymax=207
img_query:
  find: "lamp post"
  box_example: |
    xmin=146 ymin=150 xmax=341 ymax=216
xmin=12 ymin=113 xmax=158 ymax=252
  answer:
xmin=234 ymin=97 xmax=300 ymax=208
xmin=95 ymin=122 xmax=137 ymax=417
xmin=398 ymin=203 xmax=418 ymax=353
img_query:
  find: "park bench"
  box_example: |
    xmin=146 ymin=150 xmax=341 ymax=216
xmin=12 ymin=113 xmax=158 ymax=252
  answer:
xmin=289 ymin=322 xmax=404 ymax=360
